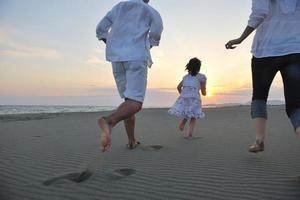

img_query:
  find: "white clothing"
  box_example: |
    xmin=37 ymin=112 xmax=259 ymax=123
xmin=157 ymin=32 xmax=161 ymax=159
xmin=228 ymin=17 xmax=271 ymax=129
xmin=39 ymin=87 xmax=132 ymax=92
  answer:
xmin=248 ymin=0 xmax=300 ymax=58
xmin=112 ymin=61 xmax=148 ymax=103
xmin=181 ymin=73 xmax=207 ymax=100
xmin=96 ymin=0 xmax=163 ymax=64
xmin=168 ymin=97 xmax=205 ymax=119
xmin=168 ymin=73 xmax=207 ymax=119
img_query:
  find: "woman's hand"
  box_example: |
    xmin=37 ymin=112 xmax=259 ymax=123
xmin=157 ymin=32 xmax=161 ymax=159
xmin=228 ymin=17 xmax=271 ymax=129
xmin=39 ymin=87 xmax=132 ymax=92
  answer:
xmin=225 ymin=38 xmax=242 ymax=49
xmin=225 ymin=26 xmax=255 ymax=49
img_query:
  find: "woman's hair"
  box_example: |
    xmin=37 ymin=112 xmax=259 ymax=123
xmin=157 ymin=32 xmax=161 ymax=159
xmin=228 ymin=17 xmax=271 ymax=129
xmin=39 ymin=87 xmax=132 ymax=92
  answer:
xmin=185 ymin=57 xmax=201 ymax=76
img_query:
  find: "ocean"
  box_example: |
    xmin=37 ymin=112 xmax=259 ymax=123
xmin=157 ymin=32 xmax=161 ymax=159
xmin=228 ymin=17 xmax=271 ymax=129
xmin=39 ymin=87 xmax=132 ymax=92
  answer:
xmin=0 ymin=105 xmax=117 ymax=115
xmin=0 ymin=101 xmax=284 ymax=115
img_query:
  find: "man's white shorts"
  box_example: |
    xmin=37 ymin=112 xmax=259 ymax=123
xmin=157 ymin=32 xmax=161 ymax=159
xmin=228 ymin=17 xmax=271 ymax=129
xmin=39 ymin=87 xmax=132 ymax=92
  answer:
xmin=112 ymin=61 xmax=148 ymax=103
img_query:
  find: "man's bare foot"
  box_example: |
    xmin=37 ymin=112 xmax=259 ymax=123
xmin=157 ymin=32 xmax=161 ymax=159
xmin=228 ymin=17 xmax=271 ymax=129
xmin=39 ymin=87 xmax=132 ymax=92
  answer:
xmin=98 ymin=117 xmax=112 ymax=152
xmin=126 ymin=140 xmax=141 ymax=149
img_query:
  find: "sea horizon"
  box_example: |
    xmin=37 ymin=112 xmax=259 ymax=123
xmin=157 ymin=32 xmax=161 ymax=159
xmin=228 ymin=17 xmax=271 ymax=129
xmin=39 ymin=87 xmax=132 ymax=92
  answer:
xmin=0 ymin=100 xmax=285 ymax=115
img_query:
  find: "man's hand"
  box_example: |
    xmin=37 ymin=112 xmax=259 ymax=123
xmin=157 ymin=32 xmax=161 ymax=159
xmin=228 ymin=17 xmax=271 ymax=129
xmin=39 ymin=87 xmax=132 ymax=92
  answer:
xmin=100 ymin=38 xmax=107 ymax=44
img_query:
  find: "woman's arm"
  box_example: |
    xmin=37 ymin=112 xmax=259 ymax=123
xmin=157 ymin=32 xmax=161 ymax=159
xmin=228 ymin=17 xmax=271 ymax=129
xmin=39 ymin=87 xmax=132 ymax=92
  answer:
xmin=225 ymin=26 xmax=255 ymax=49
xmin=225 ymin=0 xmax=269 ymax=49
xmin=177 ymin=81 xmax=183 ymax=94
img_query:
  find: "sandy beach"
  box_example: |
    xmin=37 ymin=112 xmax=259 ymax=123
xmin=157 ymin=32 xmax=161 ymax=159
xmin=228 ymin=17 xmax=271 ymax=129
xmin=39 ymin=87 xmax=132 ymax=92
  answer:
xmin=1 ymin=106 xmax=300 ymax=200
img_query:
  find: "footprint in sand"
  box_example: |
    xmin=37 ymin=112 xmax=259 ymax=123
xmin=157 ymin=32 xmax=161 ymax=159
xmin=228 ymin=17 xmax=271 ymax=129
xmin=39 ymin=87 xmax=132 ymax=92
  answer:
xmin=106 ymin=168 xmax=136 ymax=181
xmin=43 ymin=170 xmax=93 ymax=186
xmin=184 ymin=136 xmax=202 ymax=140
xmin=32 ymin=135 xmax=42 ymax=138
xmin=141 ymin=145 xmax=164 ymax=151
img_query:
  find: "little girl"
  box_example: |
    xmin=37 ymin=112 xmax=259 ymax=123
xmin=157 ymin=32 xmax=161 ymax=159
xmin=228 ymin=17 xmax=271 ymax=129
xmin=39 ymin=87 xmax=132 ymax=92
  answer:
xmin=168 ymin=57 xmax=207 ymax=137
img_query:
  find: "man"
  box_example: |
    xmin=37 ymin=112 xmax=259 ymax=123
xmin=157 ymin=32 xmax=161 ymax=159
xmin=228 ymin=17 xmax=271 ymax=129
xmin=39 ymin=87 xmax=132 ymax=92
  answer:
xmin=96 ymin=0 xmax=163 ymax=152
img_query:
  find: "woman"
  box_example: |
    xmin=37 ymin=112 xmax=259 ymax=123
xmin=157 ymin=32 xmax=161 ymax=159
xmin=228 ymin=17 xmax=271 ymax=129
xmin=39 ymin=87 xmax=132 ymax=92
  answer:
xmin=226 ymin=0 xmax=300 ymax=153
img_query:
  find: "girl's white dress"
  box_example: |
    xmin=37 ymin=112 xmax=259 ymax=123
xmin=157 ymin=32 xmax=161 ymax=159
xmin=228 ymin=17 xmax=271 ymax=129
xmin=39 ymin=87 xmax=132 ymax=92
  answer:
xmin=168 ymin=73 xmax=207 ymax=119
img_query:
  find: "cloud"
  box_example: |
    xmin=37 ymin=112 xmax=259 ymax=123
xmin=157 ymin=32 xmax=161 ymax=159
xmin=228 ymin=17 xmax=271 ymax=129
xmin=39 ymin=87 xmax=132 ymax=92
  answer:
xmin=0 ymin=26 xmax=62 ymax=59
xmin=0 ymin=48 xmax=61 ymax=59
xmin=84 ymin=47 xmax=107 ymax=66
xmin=85 ymin=55 xmax=107 ymax=66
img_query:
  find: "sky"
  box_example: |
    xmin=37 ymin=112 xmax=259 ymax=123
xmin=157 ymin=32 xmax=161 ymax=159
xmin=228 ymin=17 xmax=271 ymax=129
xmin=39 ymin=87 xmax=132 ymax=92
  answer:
xmin=0 ymin=0 xmax=285 ymax=107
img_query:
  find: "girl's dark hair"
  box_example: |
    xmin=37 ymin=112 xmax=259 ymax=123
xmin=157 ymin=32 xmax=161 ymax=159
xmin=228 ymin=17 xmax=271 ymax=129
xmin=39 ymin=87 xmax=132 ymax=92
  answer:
xmin=185 ymin=57 xmax=201 ymax=76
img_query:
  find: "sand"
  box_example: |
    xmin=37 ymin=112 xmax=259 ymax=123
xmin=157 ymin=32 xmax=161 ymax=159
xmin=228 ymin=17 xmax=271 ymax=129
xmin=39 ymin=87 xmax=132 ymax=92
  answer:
xmin=1 ymin=106 xmax=300 ymax=200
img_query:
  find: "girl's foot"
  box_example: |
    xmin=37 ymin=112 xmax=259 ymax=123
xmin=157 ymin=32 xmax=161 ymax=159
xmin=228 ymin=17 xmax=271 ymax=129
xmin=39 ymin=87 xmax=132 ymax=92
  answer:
xmin=248 ymin=140 xmax=264 ymax=153
xmin=184 ymin=134 xmax=193 ymax=139
xmin=98 ymin=117 xmax=112 ymax=152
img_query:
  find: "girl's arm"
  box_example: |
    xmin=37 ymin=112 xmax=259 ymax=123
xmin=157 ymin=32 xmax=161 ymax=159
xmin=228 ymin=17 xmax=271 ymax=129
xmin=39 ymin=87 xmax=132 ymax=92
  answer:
xmin=177 ymin=81 xmax=183 ymax=94
xmin=200 ymin=82 xmax=206 ymax=96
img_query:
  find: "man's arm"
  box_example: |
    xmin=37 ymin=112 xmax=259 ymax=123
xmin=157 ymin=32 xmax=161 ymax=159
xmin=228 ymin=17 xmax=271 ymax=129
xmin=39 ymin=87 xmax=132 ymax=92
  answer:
xmin=149 ymin=9 xmax=163 ymax=47
xmin=96 ymin=8 xmax=115 ymax=43
xmin=101 ymin=38 xmax=107 ymax=44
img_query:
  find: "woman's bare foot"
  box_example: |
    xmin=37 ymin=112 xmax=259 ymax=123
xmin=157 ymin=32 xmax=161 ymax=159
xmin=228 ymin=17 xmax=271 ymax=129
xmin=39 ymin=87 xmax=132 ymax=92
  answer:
xmin=248 ymin=140 xmax=264 ymax=153
xmin=98 ymin=117 xmax=112 ymax=152
xmin=296 ymin=127 xmax=300 ymax=140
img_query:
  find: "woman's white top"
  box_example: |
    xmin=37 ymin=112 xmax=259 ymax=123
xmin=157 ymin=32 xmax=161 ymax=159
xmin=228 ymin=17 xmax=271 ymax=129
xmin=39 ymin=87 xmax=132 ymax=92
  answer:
xmin=96 ymin=0 xmax=163 ymax=63
xmin=180 ymin=73 xmax=207 ymax=100
xmin=248 ymin=0 xmax=300 ymax=58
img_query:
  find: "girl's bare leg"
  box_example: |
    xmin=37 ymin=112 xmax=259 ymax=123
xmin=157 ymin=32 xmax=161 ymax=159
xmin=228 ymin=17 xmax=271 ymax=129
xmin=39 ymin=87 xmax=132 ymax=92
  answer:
xmin=187 ymin=118 xmax=196 ymax=137
xmin=179 ymin=118 xmax=188 ymax=131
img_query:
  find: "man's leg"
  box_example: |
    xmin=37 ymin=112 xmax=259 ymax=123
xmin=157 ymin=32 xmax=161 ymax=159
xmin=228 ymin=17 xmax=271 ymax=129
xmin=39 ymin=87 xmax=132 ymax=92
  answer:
xmin=124 ymin=114 xmax=136 ymax=146
xmin=99 ymin=99 xmax=142 ymax=152
xmin=99 ymin=61 xmax=147 ymax=152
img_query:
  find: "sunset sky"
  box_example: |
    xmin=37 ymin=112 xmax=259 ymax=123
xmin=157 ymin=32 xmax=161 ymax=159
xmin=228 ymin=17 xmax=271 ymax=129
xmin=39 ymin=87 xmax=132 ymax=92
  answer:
xmin=0 ymin=0 xmax=285 ymax=106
